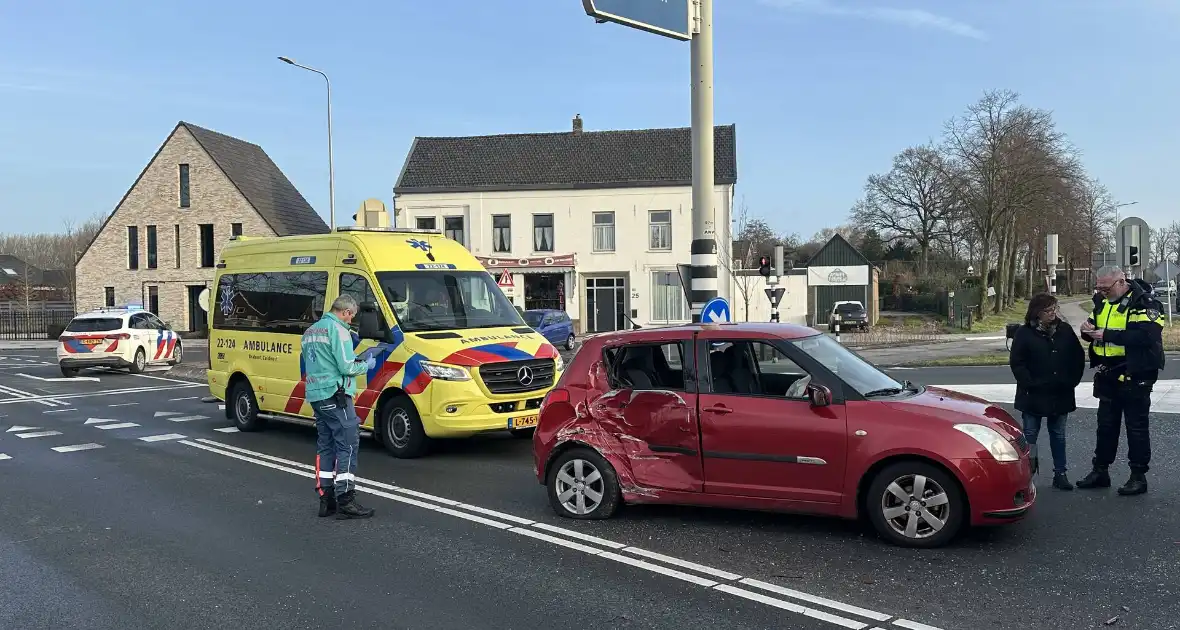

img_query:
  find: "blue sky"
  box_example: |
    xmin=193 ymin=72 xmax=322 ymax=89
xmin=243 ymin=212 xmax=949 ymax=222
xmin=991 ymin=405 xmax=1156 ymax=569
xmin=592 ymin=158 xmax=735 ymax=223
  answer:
xmin=1 ymin=0 xmax=1178 ymax=239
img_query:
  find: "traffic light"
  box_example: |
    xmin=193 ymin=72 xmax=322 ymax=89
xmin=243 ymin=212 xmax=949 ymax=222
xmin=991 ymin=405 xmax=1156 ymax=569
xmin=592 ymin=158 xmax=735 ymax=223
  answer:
xmin=1129 ymin=246 xmax=1139 ymax=267
xmin=758 ymin=256 xmax=772 ymax=277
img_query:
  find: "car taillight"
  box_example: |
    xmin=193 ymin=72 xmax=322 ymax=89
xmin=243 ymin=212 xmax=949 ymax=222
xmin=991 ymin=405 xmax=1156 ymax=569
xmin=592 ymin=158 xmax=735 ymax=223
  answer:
xmin=542 ymin=388 xmax=570 ymax=409
xmin=105 ymin=333 xmax=131 ymax=340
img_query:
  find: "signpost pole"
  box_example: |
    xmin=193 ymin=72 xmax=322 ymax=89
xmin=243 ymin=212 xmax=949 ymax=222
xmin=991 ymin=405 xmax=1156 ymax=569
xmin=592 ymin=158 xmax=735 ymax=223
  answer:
xmin=689 ymin=0 xmax=716 ymax=323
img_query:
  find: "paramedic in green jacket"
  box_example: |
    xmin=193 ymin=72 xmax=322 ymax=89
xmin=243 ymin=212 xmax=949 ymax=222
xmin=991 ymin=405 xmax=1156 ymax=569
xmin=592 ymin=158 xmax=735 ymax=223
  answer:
xmin=301 ymin=294 xmax=377 ymax=519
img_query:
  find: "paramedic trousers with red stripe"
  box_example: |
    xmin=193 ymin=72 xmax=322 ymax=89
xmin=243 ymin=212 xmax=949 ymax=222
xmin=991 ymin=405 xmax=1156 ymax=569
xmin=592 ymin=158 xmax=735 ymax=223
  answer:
xmin=311 ymin=391 xmax=360 ymax=498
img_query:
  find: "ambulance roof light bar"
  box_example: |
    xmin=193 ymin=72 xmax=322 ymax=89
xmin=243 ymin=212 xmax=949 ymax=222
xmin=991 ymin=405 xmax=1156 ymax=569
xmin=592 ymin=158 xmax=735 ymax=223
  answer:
xmin=335 ymin=226 xmax=442 ymax=235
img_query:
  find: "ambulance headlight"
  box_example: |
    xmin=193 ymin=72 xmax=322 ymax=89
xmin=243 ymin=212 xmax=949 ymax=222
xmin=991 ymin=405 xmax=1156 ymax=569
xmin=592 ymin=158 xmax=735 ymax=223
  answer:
xmin=554 ymin=353 xmax=564 ymax=372
xmin=420 ymin=361 xmax=471 ymax=381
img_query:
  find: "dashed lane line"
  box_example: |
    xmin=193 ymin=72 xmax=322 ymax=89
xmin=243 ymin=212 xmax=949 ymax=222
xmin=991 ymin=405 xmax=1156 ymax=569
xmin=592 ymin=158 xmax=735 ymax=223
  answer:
xmin=139 ymin=433 xmax=187 ymax=442
xmin=42 ymin=408 xmax=76 ymax=414
xmin=0 ymin=454 xmax=10 ymax=461
xmin=94 ymin=422 xmax=140 ymax=430
xmin=52 ymin=443 xmax=104 ymax=453
xmin=168 ymin=397 xmax=199 ymax=401
xmin=108 ymin=402 xmax=139 ymax=407
xmin=214 ymin=427 xmax=239 ymax=433
xmin=0 ymin=383 xmax=202 ymax=406
xmin=16 ymin=430 xmax=62 ymax=438
xmin=181 ymin=437 xmax=943 ymax=630
xmin=169 ymin=415 xmax=208 ymax=423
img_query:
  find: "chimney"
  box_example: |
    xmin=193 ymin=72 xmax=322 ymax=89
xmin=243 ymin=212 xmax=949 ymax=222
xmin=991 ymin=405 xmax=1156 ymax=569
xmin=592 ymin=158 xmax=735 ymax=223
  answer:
xmin=572 ymin=114 xmax=583 ymax=134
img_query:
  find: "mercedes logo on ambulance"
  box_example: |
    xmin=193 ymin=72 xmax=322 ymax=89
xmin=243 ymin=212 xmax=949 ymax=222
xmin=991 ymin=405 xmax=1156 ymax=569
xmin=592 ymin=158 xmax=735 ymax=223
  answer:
xmin=516 ymin=366 xmax=535 ymax=386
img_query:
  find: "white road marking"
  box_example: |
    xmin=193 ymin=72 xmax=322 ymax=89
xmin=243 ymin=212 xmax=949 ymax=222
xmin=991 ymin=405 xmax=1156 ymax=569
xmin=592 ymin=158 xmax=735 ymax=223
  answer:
xmin=893 ymin=620 xmax=947 ymax=630
xmin=17 ymin=372 xmax=101 ymax=382
xmin=214 ymin=427 xmax=240 ymax=433
xmin=931 ymin=378 xmax=1180 ymax=415
xmin=7 ymin=425 xmax=39 ymax=432
xmin=169 ymin=415 xmax=208 ymax=422
xmin=183 ymin=438 xmax=931 ymax=629
xmin=131 ymin=372 xmax=202 ymax=386
xmin=108 ymin=402 xmax=139 ymax=407
xmin=42 ymin=408 xmax=76 ymax=414
xmin=155 ymin=411 xmax=183 ymax=417
xmin=95 ymin=422 xmax=140 ymax=430
xmin=18 ymin=430 xmax=63 ymax=438
xmin=218 ymin=404 xmax=225 ymax=411
xmin=0 ymin=383 xmax=202 ymax=406
xmin=168 ymin=396 xmax=199 ymax=401
xmin=0 ymin=454 xmax=10 ymax=460
xmin=139 ymin=433 xmax=187 ymax=442
xmin=85 ymin=418 xmax=120 ymax=425
xmin=52 ymin=443 xmax=104 ymax=453
xmin=0 ymin=383 xmax=64 ymax=407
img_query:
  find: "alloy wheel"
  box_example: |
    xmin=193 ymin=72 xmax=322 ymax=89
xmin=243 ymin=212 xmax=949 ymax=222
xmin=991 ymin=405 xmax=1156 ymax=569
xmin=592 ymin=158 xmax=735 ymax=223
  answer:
xmin=555 ymin=458 xmax=605 ymax=515
xmin=880 ymin=473 xmax=951 ymax=540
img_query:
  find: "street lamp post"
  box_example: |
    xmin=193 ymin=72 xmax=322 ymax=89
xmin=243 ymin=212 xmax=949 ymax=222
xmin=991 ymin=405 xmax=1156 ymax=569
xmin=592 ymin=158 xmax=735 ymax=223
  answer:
xmin=278 ymin=56 xmax=335 ymax=230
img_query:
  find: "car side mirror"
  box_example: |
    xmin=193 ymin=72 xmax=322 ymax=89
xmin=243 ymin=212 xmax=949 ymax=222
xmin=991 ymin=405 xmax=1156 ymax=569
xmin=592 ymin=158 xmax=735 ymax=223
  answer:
xmin=807 ymin=384 xmax=832 ymax=407
xmin=357 ymin=302 xmax=381 ymax=340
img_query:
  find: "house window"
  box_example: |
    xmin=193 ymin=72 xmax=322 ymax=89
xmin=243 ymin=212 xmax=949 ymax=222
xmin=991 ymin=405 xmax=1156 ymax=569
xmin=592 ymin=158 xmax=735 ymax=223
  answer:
xmin=104 ymin=287 xmax=115 ymax=307
xmin=231 ymin=223 xmax=243 ymax=237
xmin=146 ymin=225 xmax=158 ymax=269
xmin=592 ymin=212 xmax=615 ymax=252
xmin=179 ymin=164 xmax=190 ymax=208
xmin=533 ymin=214 xmax=554 ymax=252
xmin=416 ymin=216 xmax=437 ymax=230
xmin=649 ymin=210 xmax=672 ymax=250
xmin=199 ymin=224 xmax=215 ymax=268
xmin=444 ymin=216 xmax=465 ymax=245
xmin=127 ymin=226 xmax=139 ymax=269
xmin=492 ymin=215 xmax=511 ymax=253
xmin=148 ymin=285 xmax=159 ymax=315
xmin=651 ymin=271 xmax=688 ymax=322
xmin=174 ymin=224 xmax=181 ymax=268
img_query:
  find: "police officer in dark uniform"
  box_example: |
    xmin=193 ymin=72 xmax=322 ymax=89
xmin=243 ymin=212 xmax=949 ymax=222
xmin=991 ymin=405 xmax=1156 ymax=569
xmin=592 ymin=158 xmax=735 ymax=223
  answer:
xmin=1077 ymin=266 xmax=1165 ymax=495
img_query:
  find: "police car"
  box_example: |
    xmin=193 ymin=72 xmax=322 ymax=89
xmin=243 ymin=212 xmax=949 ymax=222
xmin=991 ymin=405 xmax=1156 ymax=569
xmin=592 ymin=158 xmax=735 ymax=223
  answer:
xmin=57 ymin=307 xmax=183 ymax=377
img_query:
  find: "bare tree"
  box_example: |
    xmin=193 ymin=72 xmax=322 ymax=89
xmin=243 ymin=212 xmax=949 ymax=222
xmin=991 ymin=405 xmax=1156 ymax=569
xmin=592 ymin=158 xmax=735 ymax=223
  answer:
xmin=851 ymin=145 xmax=957 ymax=273
xmin=721 ymin=199 xmax=778 ymax=321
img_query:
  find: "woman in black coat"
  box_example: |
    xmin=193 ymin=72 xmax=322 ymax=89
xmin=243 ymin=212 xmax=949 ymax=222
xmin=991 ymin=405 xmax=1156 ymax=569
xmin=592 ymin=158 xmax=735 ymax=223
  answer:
xmin=1009 ymin=293 xmax=1086 ymax=490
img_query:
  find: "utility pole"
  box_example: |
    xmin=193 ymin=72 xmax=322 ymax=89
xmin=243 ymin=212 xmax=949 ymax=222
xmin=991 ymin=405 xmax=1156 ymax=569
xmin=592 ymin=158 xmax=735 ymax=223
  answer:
xmin=688 ymin=0 xmax=717 ymax=322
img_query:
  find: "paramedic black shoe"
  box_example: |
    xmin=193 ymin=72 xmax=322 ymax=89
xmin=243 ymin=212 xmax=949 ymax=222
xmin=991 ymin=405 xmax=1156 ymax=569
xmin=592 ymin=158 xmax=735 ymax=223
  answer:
xmin=1075 ymin=467 xmax=1111 ymax=489
xmin=318 ymin=493 xmax=337 ymax=517
xmin=1117 ymin=472 xmax=1147 ymax=496
xmin=335 ymin=491 xmax=374 ymax=520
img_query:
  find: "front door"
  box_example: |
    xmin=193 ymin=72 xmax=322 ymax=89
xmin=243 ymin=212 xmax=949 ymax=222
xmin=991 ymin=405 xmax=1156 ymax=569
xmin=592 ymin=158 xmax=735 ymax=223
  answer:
xmin=696 ymin=335 xmax=847 ymax=503
xmin=585 ymin=277 xmax=625 ymax=333
xmin=187 ymin=285 xmax=208 ymax=334
xmin=592 ymin=337 xmax=702 ymax=492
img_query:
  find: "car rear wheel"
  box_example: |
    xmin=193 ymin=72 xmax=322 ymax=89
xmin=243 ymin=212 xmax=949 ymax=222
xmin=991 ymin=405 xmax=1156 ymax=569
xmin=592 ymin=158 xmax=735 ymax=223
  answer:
xmin=129 ymin=348 xmax=146 ymax=374
xmin=866 ymin=461 xmax=965 ymax=549
xmin=59 ymin=365 xmax=79 ymax=378
xmin=168 ymin=341 xmax=183 ymax=366
xmin=378 ymin=395 xmax=429 ymax=459
xmin=546 ymin=447 xmax=621 ymax=520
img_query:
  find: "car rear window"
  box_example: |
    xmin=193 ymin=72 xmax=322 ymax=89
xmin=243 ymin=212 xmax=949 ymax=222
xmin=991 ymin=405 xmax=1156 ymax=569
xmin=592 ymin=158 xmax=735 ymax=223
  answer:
xmin=65 ymin=318 xmax=122 ymax=333
xmin=836 ymin=304 xmax=864 ymax=314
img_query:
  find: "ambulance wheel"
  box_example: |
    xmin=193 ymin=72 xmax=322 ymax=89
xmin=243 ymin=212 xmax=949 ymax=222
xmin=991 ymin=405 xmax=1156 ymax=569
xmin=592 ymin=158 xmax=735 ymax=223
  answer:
xmin=378 ymin=395 xmax=429 ymax=459
xmin=229 ymin=379 xmax=265 ymax=432
xmin=129 ymin=348 xmax=146 ymax=374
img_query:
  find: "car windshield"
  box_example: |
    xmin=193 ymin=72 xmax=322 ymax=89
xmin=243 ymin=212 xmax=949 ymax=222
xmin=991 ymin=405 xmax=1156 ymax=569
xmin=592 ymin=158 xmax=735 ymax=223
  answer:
xmin=523 ymin=311 xmax=545 ymax=327
xmin=790 ymin=333 xmax=905 ymax=396
xmin=375 ymin=270 xmax=525 ymax=333
xmin=66 ymin=317 xmax=122 ymax=332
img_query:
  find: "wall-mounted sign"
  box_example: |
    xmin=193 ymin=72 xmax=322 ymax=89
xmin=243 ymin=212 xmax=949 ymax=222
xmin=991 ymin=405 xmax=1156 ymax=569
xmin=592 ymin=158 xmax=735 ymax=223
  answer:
xmin=807 ymin=265 xmax=869 ymax=287
xmin=476 ymin=254 xmax=576 ymax=268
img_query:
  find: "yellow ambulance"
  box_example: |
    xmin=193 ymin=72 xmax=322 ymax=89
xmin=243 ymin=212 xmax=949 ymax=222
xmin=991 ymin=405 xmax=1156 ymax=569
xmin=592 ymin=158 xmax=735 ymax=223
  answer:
xmin=206 ymin=227 xmax=564 ymax=458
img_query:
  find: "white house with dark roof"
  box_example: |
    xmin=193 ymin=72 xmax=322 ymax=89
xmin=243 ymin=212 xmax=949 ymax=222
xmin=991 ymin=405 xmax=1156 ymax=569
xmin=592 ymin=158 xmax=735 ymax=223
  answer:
xmin=392 ymin=115 xmax=738 ymax=333
xmin=75 ymin=121 xmax=329 ymax=333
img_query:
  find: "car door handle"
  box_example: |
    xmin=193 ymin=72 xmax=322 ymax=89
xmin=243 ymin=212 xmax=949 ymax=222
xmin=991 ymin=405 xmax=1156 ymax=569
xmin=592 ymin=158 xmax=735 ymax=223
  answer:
xmin=704 ymin=405 xmax=732 ymax=415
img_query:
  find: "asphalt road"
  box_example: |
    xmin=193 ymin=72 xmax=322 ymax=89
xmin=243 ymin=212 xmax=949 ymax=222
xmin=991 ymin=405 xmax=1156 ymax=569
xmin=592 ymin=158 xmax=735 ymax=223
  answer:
xmin=3 ymin=349 xmax=1179 ymax=629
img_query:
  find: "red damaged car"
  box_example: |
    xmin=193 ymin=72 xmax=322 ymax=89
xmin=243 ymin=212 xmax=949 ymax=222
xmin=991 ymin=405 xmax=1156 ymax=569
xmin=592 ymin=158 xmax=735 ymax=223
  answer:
xmin=532 ymin=323 xmax=1036 ymax=548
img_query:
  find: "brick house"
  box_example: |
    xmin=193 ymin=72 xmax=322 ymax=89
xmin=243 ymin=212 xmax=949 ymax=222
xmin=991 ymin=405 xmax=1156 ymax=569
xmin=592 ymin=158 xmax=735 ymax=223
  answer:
xmin=75 ymin=121 xmax=329 ymax=333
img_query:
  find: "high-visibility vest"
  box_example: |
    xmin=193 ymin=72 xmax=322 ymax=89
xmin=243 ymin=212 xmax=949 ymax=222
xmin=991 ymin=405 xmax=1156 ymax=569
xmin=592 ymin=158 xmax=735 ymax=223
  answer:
xmin=1093 ymin=301 xmax=1127 ymax=357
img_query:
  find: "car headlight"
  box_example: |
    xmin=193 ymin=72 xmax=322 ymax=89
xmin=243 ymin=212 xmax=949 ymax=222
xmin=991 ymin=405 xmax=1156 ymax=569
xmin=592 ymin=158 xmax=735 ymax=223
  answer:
xmin=554 ymin=353 xmax=564 ymax=372
xmin=953 ymin=423 xmax=1020 ymax=462
xmin=420 ymin=361 xmax=471 ymax=381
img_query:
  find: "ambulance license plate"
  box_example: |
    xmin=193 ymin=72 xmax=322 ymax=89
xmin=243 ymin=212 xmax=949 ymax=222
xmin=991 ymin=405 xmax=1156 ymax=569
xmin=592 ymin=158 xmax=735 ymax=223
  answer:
xmin=509 ymin=415 xmax=539 ymax=430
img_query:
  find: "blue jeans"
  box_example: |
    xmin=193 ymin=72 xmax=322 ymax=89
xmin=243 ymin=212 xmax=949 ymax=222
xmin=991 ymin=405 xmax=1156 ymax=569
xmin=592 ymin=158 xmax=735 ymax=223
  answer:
xmin=1021 ymin=412 xmax=1067 ymax=474
xmin=311 ymin=392 xmax=360 ymax=498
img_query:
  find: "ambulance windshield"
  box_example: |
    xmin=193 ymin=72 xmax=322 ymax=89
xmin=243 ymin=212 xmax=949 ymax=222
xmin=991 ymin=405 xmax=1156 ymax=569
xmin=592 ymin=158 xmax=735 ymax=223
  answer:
xmin=376 ymin=270 xmax=525 ymax=333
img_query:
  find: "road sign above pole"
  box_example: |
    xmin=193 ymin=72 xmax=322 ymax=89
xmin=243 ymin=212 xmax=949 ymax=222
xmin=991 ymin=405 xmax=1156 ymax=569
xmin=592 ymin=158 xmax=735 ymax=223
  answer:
xmin=582 ymin=0 xmax=695 ymax=40
xmin=701 ymin=297 xmax=730 ymax=324
xmin=764 ymin=286 xmax=785 ymax=308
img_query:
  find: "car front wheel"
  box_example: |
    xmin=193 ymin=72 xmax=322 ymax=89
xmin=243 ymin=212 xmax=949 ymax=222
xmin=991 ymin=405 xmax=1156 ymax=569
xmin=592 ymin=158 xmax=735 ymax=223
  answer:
xmin=546 ymin=447 xmax=621 ymax=520
xmin=866 ymin=461 xmax=965 ymax=548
